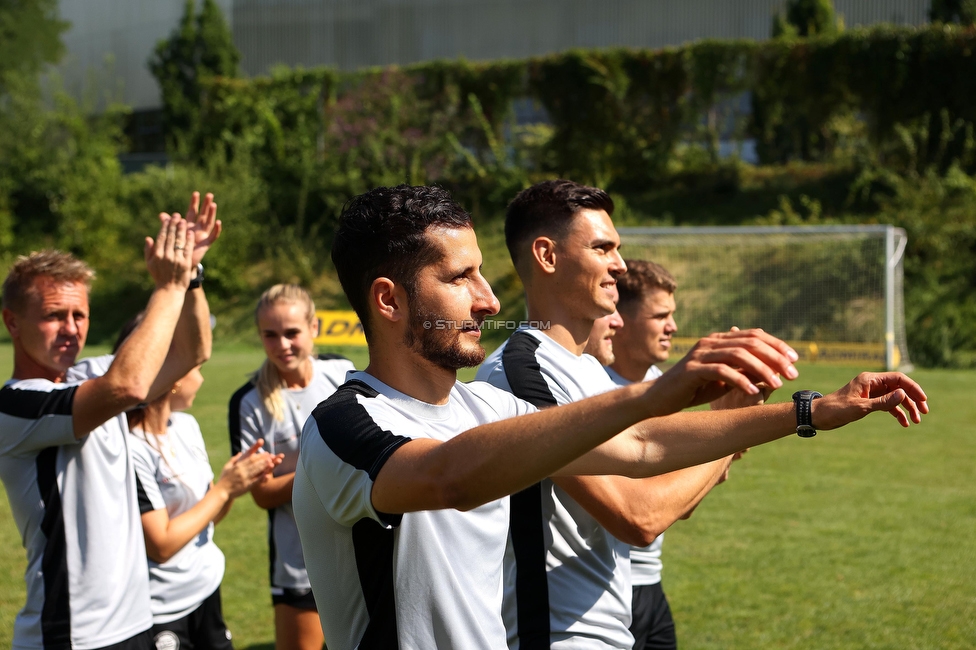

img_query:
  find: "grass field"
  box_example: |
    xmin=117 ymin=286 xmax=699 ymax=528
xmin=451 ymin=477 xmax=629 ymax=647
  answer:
xmin=1 ymin=343 xmax=974 ymax=649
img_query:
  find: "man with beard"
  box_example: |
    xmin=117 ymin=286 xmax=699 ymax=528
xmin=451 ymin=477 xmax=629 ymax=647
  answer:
xmin=292 ymin=184 xmax=927 ymax=650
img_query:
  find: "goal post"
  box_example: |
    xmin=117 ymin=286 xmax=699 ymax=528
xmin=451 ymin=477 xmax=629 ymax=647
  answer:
xmin=616 ymin=225 xmax=912 ymax=371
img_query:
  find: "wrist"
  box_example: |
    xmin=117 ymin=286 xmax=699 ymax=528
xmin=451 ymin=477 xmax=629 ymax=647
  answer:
xmin=211 ymin=481 xmax=232 ymax=503
xmin=151 ymin=284 xmax=189 ymax=307
xmin=792 ymin=390 xmax=823 ymax=437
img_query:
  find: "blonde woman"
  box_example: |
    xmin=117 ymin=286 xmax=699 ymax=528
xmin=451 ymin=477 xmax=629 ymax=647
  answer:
xmin=229 ymin=285 xmax=354 ymax=650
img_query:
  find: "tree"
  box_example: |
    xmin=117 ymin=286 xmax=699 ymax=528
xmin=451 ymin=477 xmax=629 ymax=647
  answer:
xmin=772 ymin=0 xmax=841 ymax=38
xmin=0 ymin=0 xmax=67 ymax=91
xmin=930 ymin=0 xmax=976 ymax=24
xmin=149 ymin=0 xmax=239 ymax=152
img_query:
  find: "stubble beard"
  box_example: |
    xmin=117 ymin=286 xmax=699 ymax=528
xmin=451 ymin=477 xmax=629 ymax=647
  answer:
xmin=405 ymin=305 xmax=486 ymax=371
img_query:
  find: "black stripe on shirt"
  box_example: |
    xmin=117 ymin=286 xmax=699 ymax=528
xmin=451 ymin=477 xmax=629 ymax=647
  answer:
xmin=227 ymin=380 xmax=254 ymax=455
xmin=135 ymin=475 xmax=155 ymax=515
xmin=501 ymin=332 xmax=559 ymax=410
xmin=352 ymin=517 xmax=398 ymax=649
xmin=316 ymin=353 xmax=350 ymax=361
xmin=0 ymin=384 xmax=77 ymax=419
xmin=36 ymin=446 xmax=71 ymax=648
xmin=267 ymin=508 xmax=278 ymax=589
xmin=310 ymin=380 xmax=411 ymax=484
xmin=502 ymin=332 xmax=558 ymax=649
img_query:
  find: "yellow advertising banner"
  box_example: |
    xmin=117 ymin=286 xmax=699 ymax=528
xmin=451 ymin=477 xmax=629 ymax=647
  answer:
xmin=314 ymin=310 xmax=367 ymax=347
xmin=668 ymin=337 xmax=887 ymax=367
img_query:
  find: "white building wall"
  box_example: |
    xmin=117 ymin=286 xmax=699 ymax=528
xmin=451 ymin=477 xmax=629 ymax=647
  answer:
xmin=55 ymin=0 xmax=930 ymax=111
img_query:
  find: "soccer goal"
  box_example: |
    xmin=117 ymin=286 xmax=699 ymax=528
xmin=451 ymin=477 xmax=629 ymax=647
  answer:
xmin=617 ymin=225 xmax=912 ymax=371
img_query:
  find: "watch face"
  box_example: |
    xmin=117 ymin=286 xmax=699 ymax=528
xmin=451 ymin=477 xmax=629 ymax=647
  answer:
xmin=796 ymin=425 xmax=817 ymax=438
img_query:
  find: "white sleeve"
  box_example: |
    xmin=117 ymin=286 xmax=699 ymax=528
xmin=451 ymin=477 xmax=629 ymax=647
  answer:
xmin=315 ymin=358 xmax=357 ymax=387
xmin=66 ymin=354 xmax=114 ymax=382
xmin=297 ymin=391 xmax=413 ymax=528
xmin=172 ymin=413 xmax=214 ymax=484
xmin=0 ymin=381 xmax=80 ymax=455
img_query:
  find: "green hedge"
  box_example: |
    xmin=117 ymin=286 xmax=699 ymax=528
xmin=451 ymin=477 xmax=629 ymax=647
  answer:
xmin=190 ymin=25 xmax=976 ymax=187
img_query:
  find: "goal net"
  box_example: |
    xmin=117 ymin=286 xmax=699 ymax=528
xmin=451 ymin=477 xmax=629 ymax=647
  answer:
xmin=617 ymin=225 xmax=912 ymax=371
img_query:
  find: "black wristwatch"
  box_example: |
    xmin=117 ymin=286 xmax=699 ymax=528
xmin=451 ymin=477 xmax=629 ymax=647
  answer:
xmin=188 ymin=263 xmax=204 ymax=291
xmin=792 ymin=390 xmax=823 ymax=438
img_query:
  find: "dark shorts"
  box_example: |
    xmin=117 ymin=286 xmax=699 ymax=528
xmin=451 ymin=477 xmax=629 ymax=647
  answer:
xmin=150 ymin=587 xmax=233 ymax=650
xmin=271 ymin=587 xmax=317 ymax=611
xmin=630 ymin=582 xmax=677 ymax=650
xmin=95 ymin=629 xmax=153 ymax=650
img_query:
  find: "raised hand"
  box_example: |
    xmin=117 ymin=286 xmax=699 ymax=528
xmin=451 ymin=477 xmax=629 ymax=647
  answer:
xmin=812 ymin=372 xmax=929 ymax=430
xmin=653 ymin=328 xmax=799 ymax=413
xmin=143 ymin=214 xmax=195 ymax=290
xmin=184 ymin=191 xmax=222 ymax=266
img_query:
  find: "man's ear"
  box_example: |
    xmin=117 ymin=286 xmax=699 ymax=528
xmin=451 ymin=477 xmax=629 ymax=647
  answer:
xmin=530 ymin=237 xmax=558 ymax=275
xmin=370 ymin=277 xmax=408 ymax=325
xmin=2 ymin=308 xmax=19 ymax=340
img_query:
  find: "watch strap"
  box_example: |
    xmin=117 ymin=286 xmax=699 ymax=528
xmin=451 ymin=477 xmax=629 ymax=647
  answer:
xmin=188 ymin=263 xmax=204 ymax=290
xmin=792 ymin=390 xmax=823 ymax=438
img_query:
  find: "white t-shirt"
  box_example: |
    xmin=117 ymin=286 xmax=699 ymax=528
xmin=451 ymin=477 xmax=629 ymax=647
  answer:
xmin=0 ymin=355 xmax=152 ymax=649
xmin=130 ymin=412 xmax=225 ymax=623
xmin=229 ymin=356 xmax=354 ymax=591
xmin=605 ymin=365 xmax=666 ymax=586
xmin=477 ymin=326 xmax=634 ymax=650
xmin=293 ymin=371 xmax=537 ymax=650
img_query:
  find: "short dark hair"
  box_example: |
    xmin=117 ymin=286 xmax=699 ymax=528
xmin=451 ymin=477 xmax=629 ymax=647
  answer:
xmin=331 ymin=185 xmax=473 ymax=340
xmin=504 ymin=179 xmax=615 ymax=271
xmin=617 ymin=259 xmax=677 ymax=312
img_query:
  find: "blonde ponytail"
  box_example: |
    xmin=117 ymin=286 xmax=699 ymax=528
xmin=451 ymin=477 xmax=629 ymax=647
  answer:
xmin=253 ymin=284 xmax=317 ymax=422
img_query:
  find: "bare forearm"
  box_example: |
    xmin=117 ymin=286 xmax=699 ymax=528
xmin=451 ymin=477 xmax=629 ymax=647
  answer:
xmin=147 ymin=287 xmax=211 ymax=401
xmin=252 ymin=473 xmax=295 ymax=510
xmin=561 ymin=403 xmax=794 ymax=478
xmin=554 ymin=458 xmax=730 ymax=545
xmin=213 ymin=499 xmax=233 ymax=525
xmin=144 ymin=486 xmax=229 ymax=562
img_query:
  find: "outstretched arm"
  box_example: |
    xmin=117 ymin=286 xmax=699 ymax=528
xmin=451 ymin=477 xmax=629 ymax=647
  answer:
xmin=371 ymin=369 xmax=926 ymax=516
xmin=561 ymin=371 xmax=926 ymax=478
